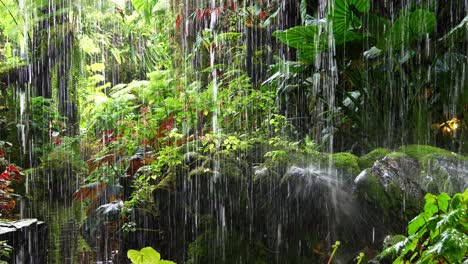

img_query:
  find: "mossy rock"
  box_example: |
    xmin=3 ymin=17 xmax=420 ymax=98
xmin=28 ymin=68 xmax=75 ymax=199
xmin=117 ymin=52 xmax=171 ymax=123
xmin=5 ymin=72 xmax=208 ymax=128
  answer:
xmin=358 ymin=148 xmax=392 ymax=170
xmin=355 ymin=155 xmax=426 ymax=218
xmin=398 ymin=145 xmax=467 ymax=165
xmin=355 ymin=170 xmax=394 ymax=215
xmin=398 ymin=145 xmax=468 ymax=194
xmin=385 ymin=151 xmax=409 ymax=159
xmin=156 ymin=172 xmax=176 ymax=189
xmin=186 ymin=231 xmax=268 ymax=264
xmin=331 ymin=152 xmax=361 ymax=180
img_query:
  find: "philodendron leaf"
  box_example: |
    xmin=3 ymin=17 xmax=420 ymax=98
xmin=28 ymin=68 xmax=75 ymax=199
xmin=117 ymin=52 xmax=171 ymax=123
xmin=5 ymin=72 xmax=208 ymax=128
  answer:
xmin=379 ymin=9 xmax=436 ymax=50
xmin=273 ymin=25 xmax=320 ymax=49
xmin=330 ymin=0 xmax=370 ymax=33
xmin=409 ymin=9 xmax=436 ymax=38
xmin=273 ymin=25 xmax=327 ymax=63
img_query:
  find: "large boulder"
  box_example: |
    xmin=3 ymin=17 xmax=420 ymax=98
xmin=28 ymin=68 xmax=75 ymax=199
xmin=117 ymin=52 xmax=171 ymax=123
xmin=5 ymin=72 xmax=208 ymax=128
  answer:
xmin=355 ymin=145 xmax=467 ymax=220
xmin=355 ymin=154 xmax=426 ymax=219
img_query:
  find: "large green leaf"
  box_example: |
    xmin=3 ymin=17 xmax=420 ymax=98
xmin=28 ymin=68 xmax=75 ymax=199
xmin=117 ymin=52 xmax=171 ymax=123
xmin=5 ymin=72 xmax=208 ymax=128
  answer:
xmin=273 ymin=25 xmax=320 ymax=49
xmin=131 ymin=0 xmax=158 ymax=21
xmin=409 ymin=9 xmax=436 ymax=38
xmin=423 ymin=228 xmax=468 ymax=263
xmin=330 ymin=0 xmax=370 ymax=33
xmin=366 ymin=13 xmax=391 ymax=45
xmin=273 ymin=25 xmax=327 ymax=63
xmin=387 ymin=12 xmax=411 ymax=50
xmin=128 ymin=247 xmax=161 ymax=264
xmin=127 ymin=247 xmax=176 ymax=264
xmin=378 ymin=9 xmax=436 ymax=50
xmin=408 ymin=213 xmax=428 ymax=235
xmin=334 ymin=30 xmax=364 ymax=46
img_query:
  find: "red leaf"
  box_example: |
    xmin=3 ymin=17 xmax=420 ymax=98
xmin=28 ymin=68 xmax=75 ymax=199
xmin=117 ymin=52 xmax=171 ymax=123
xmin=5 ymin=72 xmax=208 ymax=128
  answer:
xmin=196 ymin=9 xmax=205 ymax=21
xmin=176 ymin=14 xmax=182 ymax=28
xmin=0 ymin=149 xmax=4 ymax=158
xmin=7 ymin=165 xmax=20 ymax=176
xmin=231 ymin=1 xmax=237 ymax=10
xmin=260 ymin=11 xmax=268 ymax=20
xmin=0 ymin=172 xmax=11 ymax=181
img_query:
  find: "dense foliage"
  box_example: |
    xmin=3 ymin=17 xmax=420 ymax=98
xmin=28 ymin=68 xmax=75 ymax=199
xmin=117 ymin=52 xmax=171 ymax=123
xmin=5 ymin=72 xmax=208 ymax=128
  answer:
xmin=0 ymin=0 xmax=466 ymax=262
xmin=379 ymin=190 xmax=468 ymax=263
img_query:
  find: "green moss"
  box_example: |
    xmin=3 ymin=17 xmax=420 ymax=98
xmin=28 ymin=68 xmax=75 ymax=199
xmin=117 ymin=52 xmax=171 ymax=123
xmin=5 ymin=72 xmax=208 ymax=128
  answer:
xmin=358 ymin=148 xmax=391 ymax=170
xmin=385 ymin=152 xmax=409 ymax=158
xmin=398 ymin=145 xmax=466 ymax=165
xmin=364 ymin=172 xmax=392 ymax=213
xmin=331 ymin=152 xmax=361 ymax=177
xmin=186 ymin=231 xmax=268 ymax=264
xmin=188 ymin=166 xmax=215 ymax=179
xmin=156 ymin=172 xmax=176 ymax=189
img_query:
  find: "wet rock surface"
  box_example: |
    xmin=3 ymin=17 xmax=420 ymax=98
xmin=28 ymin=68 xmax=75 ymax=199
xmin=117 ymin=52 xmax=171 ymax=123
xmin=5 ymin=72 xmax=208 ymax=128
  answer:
xmin=423 ymin=157 xmax=468 ymax=194
xmin=0 ymin=219 xmax=47 ymax=263
xmin=115 ymin=145 xmax=466 ymax=263
xmin=354 ymin=147 xmax=467 ymax=231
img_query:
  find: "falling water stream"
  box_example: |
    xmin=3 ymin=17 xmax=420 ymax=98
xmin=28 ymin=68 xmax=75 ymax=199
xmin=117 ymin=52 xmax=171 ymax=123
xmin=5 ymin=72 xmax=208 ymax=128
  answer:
xmin=0 ymin=0 xmax=466 ymax=263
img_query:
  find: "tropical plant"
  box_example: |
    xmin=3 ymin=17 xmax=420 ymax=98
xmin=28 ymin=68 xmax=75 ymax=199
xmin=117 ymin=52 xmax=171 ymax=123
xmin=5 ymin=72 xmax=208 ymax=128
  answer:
xmin=127 ymin=247 xmax=176 ymax=264
xmin=379 ymin=190 xmax=468 ymax=263
xmin=268 ymin=0 xmax=467 ymax=153
xmin=0 ymin=142 xmax=23 ymax=217
xmin=0 ymin=240 xmax=13 ymax=263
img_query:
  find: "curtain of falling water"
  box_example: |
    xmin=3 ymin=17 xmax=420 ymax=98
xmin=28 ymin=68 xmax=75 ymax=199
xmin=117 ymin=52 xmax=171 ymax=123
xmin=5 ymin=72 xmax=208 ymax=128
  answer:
xmin=5 ymin=0 xmax=466 ymax=262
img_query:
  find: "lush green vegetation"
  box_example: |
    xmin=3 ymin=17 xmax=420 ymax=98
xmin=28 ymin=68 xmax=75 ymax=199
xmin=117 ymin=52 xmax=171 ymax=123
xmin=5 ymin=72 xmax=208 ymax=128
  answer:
xmin=379 ymin=190 xmax=468 ymax=263
xmin=0 ymin=0 xmax=466 ymax=262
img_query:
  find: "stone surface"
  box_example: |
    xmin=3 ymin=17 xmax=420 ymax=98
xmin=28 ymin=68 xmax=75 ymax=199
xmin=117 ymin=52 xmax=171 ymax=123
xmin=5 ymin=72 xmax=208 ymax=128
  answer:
xmin=423 ymin=157 xmax=468 ymax=195
xmin=355 ymin=155 xmax=426 ymax=218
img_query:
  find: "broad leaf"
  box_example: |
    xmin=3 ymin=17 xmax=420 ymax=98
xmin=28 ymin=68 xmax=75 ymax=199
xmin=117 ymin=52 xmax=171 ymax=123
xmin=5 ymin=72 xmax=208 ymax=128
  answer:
xmin=131 ymin=0 xmax=158 ymax=21
xmin=436 ymin=193 xmax=450 ymax=213
xmin=273 ymin=25 xmax=327 ymax=63
xmin=273 ymin=25 xmax=320 ymax=49
xmin=423 ymin=193 xmax=438 ymax=215
xmin=408 ymin=213 xmax=427 ymax=235
xmin=424 ymin=228 xmax=468 ymax=263
xmin=409 ymin=9 xmax=436 ymax=38
xmin=330 ymin=0 xmax=370 ymax=33
xmin=128 ymin=247 xmax=160 ymax=264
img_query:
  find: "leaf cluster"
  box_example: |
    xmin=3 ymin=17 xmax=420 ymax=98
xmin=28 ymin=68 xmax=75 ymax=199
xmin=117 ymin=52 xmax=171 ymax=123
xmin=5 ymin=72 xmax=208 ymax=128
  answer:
xmin=380 ymin=190 xmax=468 ymax=263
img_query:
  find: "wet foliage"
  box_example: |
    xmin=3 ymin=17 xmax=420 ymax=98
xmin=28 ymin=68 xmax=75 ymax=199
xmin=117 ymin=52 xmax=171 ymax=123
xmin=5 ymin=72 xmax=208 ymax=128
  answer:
xmin=378 ymin=190 xmax=468 ymax=264
xmin=0 ymin=0 xmax=466 ymax=263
